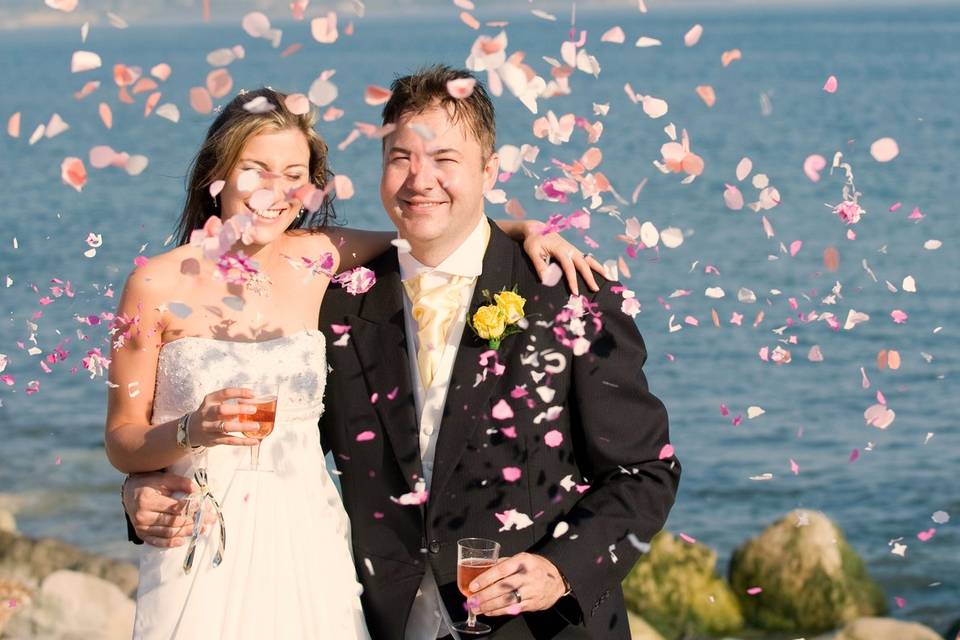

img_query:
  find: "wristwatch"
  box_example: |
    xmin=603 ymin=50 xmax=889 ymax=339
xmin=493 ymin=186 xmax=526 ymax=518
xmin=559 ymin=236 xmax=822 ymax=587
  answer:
xmin=175 ymin=412 xmax=194 ymax=449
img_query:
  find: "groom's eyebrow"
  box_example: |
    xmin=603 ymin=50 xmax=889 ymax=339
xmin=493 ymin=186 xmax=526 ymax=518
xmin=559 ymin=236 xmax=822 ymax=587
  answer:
xmin=387 ymin=146 xmax=462 ymax=157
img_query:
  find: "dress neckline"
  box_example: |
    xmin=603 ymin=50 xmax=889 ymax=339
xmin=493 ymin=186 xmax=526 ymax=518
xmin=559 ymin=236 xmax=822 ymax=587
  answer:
xmin=159 ymin=329 xmax=323 ymax=352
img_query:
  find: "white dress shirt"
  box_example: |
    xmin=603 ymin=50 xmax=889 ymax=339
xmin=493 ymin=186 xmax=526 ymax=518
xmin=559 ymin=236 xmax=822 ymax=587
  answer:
xmin=400 ymin=217 xmax=489 ymax=640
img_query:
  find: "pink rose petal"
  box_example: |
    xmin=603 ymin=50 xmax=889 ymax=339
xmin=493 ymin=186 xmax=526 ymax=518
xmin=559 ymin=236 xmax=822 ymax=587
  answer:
xmin=364 ymin=85 xmax=392 ymax=106
xmin=803 ymin=154 xmax=826 ymax=182
xmin=823 ymin=75 xmax=838 ymax=93
xmin=502 ymin=467 xmax=522 ymax=482
xmin=870 ymin=137 xmax=899 ymax=162
xmin=284 ymin=93 xmax=310 ymax=115
xmin=446 ymin=77 xmax=476 ymax=99
xmin=492 ymin=399 xmax=514 ymax=420
xmin=356 ymin=430 xmax=376 ymax=442
xmin=60 ymin=157 xmax=87 ymax=191
xmin=544 ymin=430 xmax=563 ymax=447
xmin=658 ymin=444 xmax=675 ymax=460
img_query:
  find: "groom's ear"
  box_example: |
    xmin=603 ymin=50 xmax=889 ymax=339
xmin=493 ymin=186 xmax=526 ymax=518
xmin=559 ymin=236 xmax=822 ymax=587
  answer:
xmin=482 ymin=152 xmax=500 ymax=194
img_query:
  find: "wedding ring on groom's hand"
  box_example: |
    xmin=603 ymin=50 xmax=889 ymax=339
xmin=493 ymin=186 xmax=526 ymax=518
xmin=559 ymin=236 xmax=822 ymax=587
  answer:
xmin=512 ymin=588 xmax=522 ymax=604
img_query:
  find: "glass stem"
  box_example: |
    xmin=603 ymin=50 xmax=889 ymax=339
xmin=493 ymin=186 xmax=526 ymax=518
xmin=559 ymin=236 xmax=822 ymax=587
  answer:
xmin=250 ymin=442 xmax=260 ymax=470
xmin=466 ymin=608 xmax=477 ymax=629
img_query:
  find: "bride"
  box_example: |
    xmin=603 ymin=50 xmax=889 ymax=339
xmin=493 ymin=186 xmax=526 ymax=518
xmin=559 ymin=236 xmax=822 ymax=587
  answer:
xmin=104 ymin=87 xmax=595 ymax=639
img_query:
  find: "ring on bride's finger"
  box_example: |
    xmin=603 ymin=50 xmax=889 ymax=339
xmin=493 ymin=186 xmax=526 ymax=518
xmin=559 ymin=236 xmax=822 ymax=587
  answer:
xmin=512 ymin=588 xmax=522 ymax=604
xmin=218 ymin=421 xmax=226 ymax=434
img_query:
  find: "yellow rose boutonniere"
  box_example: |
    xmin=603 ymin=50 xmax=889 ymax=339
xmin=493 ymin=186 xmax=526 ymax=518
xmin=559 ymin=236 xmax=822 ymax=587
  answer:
xmin=472 ymin=304 xmax=507 ymax=341
xmin=468 ymin=286 xmax=527 ymax=349
xmin=494 ymin=290 xmax=525 ymax=323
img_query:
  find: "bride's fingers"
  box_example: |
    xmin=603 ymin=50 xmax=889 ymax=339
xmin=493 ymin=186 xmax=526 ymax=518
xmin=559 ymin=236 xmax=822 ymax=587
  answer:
xmin=573 ymin=254 xmax=601 ymax=292
xmin=218 ymin=402 xmax=257 ymax=417
xmin=212 ymin=435 xmax=260 ymax=447
xmin=212 ymin=387 xmax=255 ymax=401
xmin=557 ymin=253 xmax=580 ymax=296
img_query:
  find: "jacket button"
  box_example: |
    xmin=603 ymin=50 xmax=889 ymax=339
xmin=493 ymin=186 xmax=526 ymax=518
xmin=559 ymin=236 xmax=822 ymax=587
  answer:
xmin=429 ymin=540 xmax=441 ymax=554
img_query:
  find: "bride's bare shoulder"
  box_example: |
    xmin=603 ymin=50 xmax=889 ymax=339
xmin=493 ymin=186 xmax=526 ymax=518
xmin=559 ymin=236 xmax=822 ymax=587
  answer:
xmin=120 ymin=244 xmax=200 ymax=300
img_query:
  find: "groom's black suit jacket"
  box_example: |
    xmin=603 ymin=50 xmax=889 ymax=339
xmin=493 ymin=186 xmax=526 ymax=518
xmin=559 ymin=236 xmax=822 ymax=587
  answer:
xmin=319 ymin=220 xmax=680 ymax=639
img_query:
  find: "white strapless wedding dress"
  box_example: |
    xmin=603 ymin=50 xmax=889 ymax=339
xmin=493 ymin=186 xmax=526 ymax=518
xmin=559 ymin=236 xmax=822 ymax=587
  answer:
xmin=133 ymin=330 xmax=369 ymax=639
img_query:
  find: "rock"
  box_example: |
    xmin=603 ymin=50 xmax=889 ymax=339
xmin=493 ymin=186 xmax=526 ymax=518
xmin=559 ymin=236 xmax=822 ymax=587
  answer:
xmin=835 ymin=617 xmax=943 ymax=640
xmin=622 ymin=531 xmax=744 ymax=639
xmin=0 ymin=530 xmax=138 ymax=597
xmin=628 ymin=611 xmax=666 ymax=640
xmin=0 ymin=578 xmax=33 ymax=637
xmin=0 ymin=510 xmax=15 ymax=534
xmin=3 ymin=570 xmax=134 ymax=640
xmin=728 ymin=510 xmax=886 ymax=633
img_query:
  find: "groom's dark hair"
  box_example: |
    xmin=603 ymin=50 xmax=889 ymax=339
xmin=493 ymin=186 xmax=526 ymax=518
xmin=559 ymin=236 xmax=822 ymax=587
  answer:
xmin=381 ymin=64 xmax=496 ymax=159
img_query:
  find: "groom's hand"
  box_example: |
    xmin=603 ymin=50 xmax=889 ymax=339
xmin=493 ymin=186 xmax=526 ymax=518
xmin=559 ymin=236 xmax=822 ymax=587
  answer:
xmin=469 ymin=553 xmax=569 ymax=616
xmin=123 ymin=471 xmax=210 ymax=548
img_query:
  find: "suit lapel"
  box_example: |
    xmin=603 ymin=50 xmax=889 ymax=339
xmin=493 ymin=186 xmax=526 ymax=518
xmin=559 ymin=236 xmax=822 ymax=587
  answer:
xmin=348 ymin=251 xmax=423 ymax=493
xmin=428 ymin=220 xmax=521 ymax=502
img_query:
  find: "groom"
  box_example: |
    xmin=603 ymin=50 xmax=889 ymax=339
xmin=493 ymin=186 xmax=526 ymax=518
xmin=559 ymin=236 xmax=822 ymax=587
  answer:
xmin=124 ymin=66 xmax=679 ymax=639
xmin=315 ymin=66 xmax=678 ymax=639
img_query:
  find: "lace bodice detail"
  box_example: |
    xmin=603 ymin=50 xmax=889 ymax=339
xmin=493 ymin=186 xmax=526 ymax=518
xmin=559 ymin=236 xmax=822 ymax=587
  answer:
xmin=151 ymin=330 xmax=327 ymax=426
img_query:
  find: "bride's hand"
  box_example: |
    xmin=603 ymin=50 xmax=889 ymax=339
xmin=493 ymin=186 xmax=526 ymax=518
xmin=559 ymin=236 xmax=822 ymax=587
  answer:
xmin=187 ymin=388 xmax=262 ymax=448
xmin=521 ymin=220 xmax=605 ymax=296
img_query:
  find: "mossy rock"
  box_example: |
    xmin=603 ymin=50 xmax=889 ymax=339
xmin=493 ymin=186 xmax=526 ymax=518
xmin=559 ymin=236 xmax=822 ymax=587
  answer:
xmin=728 ymin=510 xmax=885 ymax=633
xmin=622 ymin=531 xmax=744 ymax=639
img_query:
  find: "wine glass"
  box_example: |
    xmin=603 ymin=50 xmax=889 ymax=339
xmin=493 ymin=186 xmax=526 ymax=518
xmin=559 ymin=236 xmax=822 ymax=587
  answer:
xmin=453 ymin=537 xmax=500 ymax=635
xmin=229 ymin=383 xmax=278 ymax=470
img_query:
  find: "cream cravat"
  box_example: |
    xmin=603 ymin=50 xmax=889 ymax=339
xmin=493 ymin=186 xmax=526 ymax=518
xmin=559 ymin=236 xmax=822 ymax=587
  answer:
xmin=402 ymin=273 xmax=471 ymax=389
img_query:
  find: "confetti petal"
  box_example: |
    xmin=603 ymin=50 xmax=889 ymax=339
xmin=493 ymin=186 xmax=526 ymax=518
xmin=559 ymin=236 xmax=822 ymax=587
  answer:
xmin=207 ymin=69 xmax=233 ymax=99
xmin=71 ymin=50 xmax=101 ymax=73
xmin=311 ymin=12 xmax=339 ymax=43
xmin=803 ymin=154 xmax=826 ymax=182
xmin=283 ymin=93 xmax=310 ymax=116
xmin=155 ymin=103 xmax=180 ymax=123
xmin=98 ymin=102 xmax=112 ymax=129
xmin=242 ymin=11 xmax=272 ymax=38
xmin=150 ymin=63 xmax=172 ymax=81
xmin=60 ymin=157 xmax=87 ymax=191
xmin=189 ymin=87 xmax=213 ymax=114
xmin=870 ymin=137 xmax=899 ymax=162
xmin=684 ymin=24 xmax=703 ymax=47
xmin=695 ymin=85 xmax=716 ymax=107
xmin=446 ymin=77 xmax=476 ymax=99
xmin=601 ymin=26 xmax=625 ymax=44
xmin=308 ymin=75 xmax=338 ymax=107
xmin=333 ymin=174 xmax=354 ymax=200
xmin=364 ymin=85 xmax=392 ymax=106
xmin=7 ymin=112 xmax=21 ymax=138
xmin=45 ymin=0 xmax=78 ymax=11
xmin=721 ymin=49 xmax=741 ymax=66
xmin=823 ymin=75 xmax=838 ymax=93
